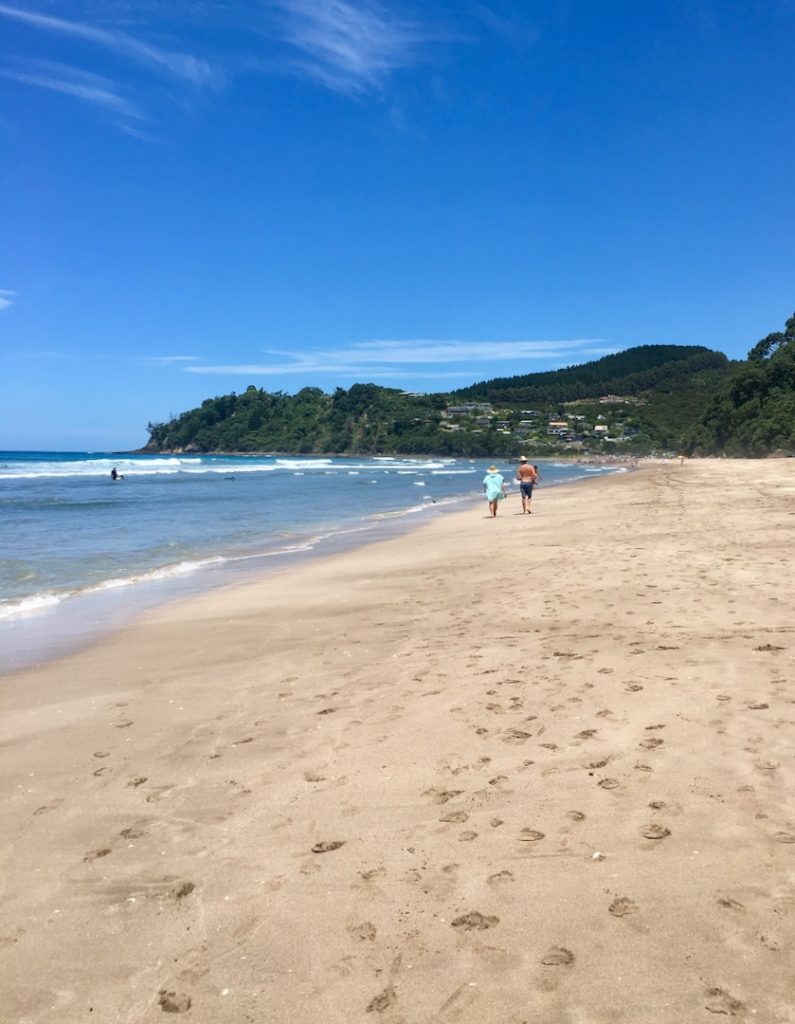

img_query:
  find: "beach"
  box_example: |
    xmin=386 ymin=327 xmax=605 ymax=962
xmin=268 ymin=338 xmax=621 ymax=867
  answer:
xmin=1 ymin=459 xmax=793 ymax=1023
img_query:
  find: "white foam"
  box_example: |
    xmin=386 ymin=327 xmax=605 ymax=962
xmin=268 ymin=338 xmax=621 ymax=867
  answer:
xmin=0 ymin=592 xmax=67 ymax=619
xmin=0 ymin=557 xmax=226 ymax=620
xmin=275 ymin=458 xmax=333 ymax=469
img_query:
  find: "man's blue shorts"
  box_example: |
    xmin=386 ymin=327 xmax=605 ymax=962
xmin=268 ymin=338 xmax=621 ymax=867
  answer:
xmin=520 ymin=482 xmax=534 ymax=497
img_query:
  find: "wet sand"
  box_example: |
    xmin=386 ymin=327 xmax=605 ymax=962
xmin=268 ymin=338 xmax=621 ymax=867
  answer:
xmin=1 ymin=459 xmax=793 ymax=1023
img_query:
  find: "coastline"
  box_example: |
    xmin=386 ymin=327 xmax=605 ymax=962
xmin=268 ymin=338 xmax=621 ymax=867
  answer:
xmin=1 ymin=459 xmax=793 ymax=1022
xmin=0 ymin=457 xmax=621 ymax=674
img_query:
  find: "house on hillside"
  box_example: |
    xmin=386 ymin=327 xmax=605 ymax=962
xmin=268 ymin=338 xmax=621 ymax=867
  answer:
xmin=446 ymin=403 xmax=493 ymax=417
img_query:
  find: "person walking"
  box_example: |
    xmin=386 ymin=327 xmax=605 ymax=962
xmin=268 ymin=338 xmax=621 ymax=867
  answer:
xmin=483 ymin=464 xmax=506 ymax=518
xmin=515 ymin=456 xmax=538 ymax=514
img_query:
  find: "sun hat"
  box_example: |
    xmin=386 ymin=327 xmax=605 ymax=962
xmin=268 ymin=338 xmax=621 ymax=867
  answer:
xmin=487 ymin=465 xmax=498 ymax=473
xmin=519 ymin=455 xmax=527 ymax=461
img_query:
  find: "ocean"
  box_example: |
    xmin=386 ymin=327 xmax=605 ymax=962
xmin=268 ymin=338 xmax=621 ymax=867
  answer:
xmin=0 ymin=451 xmax=623 ymax=671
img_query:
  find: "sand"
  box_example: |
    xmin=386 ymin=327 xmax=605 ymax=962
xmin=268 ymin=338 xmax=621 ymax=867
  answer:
xmin=1 ymin=459 xmax=793 ymax=1023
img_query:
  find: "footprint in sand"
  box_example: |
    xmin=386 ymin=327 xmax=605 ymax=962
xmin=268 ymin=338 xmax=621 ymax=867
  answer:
xmin=93 ymin=766 xmax=111 ymax=777
xmin=519 ymin=828 xmax=545 ymax=842
xmin=502 ymin=728 xmax=532 ymax=743
xmin=127 ymin=777 xmax=147 ymax=788
xmin=609 ymin=897 xmax=638 ymax=917
xmin=312 ymin=841 xmax=345 ymax=853
xmin=451 ymin=912 xmax=499 ymax=931
xmin=158 ymin=990 xmax=192 ymax=1014
xmin=639 ymin=737 xmax=664 ymax=750
xmin=487 ymin=870 xmax=514 ymax=885
xmin=359 ymin=867 xmax=386 ymax=882
xmin=598 ymin=778 xmax=620 ymax=790
xmin=541 ymin=946 xmax=574 ymax=966
xmin=459 ymin=830 xmax=479 ymax=842
xmin=704 ymin=987 xmax=745 ymax=1015
xmin=347 ymin=921 xmax=377 ymax=941
xmin=774 ymin=831 xmax=795 ymax=844
xmin=83 ymin=848 xmax=112 ymax=862
xmin=717 ymin=897 xmax=744 ymax=910
xmin=146 ymin=786 xmax=175 ymax=804
xmin=625 ymin=684 xmax=643 ymax=693
xmin=93 ymin=751 xmax=111 ymax=759
xmin=366 ymin=985 xmax=396 ymax=1013
xmin=120 ymin=826 xmax=147 ymax=840
xmin=304 ymin=771 xmax=327 ymax=783
xmin=31 ymin=799 xmax=64 ymax=816
xmin=716 ymin=695 xmax=731 ymax=702
xmin=170 ymin=882 xmax=195 ymax=900
xmin=440 ymin=810 xmax=469 ymax=824
xmin=641 ymin=825 xmax=671 ymax=840
xmin=648 ymin=801 xmax=666 ymax=810
xmin=567 ymin=810 xmax=586 ymax=822
xmin=746 ymin=702 xmax=769 ymax=711
xmin=424 ymin=788 xmax=464 ymax=805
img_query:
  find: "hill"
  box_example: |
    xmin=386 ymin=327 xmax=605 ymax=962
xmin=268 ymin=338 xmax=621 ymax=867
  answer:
xmin=143 ymin=342 xmax=741 ymax=457
xmin=685 ymin=314 xmax=795 ymax=456
xmin=451 ymin=345 xmax=729 ymax=404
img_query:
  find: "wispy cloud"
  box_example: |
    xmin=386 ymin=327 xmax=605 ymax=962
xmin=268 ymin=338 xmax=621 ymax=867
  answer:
xmin=0 ymin=289 xmax=16 ymax=311
xmin=183 ymin=338 xmax=613 ymax=376
xmin=268 ymin=0 xmax=434 ymax=93
xmin=0 ymin=3 xmax=217 ymax=85
xmin=0 ymin=62 xmax=143 ymax=118
xmin=137 ymin=354 xmax=199 ymax=365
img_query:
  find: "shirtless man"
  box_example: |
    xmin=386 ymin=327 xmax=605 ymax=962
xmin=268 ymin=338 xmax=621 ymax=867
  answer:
xmin=515 ymin=456 xmax=538 ymax=514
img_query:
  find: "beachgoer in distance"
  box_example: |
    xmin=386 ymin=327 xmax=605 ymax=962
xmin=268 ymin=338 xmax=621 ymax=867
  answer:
xmin=110 ymin=468 xmax=124 ymax=480
xmin=515 ymin=456 xmax=538 ymax=514
xmin=482 ymin=464 xmax=506 ymax=518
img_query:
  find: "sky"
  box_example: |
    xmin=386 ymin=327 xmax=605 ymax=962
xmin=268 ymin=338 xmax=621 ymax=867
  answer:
xmin=1 ymin=0 xmax=793 ymax=451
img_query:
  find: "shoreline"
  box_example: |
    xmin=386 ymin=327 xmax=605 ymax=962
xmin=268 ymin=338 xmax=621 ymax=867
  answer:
xmin=0 ymin=462 xmax=623 ymax=674
xmin=2 ymin=459 xmax=793 ymax=1022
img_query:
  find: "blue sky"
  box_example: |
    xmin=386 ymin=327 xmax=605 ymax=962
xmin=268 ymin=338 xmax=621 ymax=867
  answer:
xmin=1 ymin=1 xmax=793 ymax=450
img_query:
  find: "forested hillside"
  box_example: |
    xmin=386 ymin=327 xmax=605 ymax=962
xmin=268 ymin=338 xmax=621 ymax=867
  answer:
xmin=685 ymin=314 xmax=795 ymax=456
xmin=142 ymin=328 xmax=793 ymax=457
xmin=452 ymin=346 xmax=730 ymax=404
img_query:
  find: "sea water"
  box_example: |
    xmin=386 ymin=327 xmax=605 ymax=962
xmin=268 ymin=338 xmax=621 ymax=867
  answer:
xmin=0 ymin=451 xmax=623 ymax=670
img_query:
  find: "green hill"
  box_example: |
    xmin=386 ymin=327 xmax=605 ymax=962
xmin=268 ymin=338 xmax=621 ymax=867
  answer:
xmin=685 ymin=314 xmax=795 ymax=456
xmin=452 ymin=345 xmax=729 ymax=404
xmin=141 ymin=326 xmax=794 ymax=456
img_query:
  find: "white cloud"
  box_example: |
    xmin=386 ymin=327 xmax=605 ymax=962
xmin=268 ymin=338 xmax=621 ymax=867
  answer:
xmin=268 ymin=0 xmax=432 ymax=93
xmin=0 ymin=289 xmax=16 ymax=311
xmin=183 ymin=337 xmax=614 ymax=376
xmin=0 ymin=3 xmax=217 ymax=86
xmin=137 ymin=354 xmax=199 ymax=365
xmin=0 ymin=64 xmax=143 ymax=118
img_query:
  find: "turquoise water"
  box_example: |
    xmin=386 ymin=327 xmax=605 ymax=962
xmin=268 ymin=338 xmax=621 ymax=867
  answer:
xmin=0 ymin=451 xmax=622 ymax=670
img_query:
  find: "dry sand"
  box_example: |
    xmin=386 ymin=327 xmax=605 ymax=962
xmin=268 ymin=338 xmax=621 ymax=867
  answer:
xmin=1 ymin=459 xmax=794 ymax=1023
